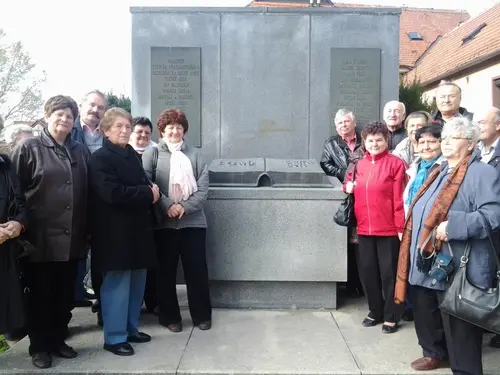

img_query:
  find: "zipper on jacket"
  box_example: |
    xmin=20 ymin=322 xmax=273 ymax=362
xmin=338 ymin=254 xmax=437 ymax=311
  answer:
xmin=365 ymin=156 xmax=375 ymax=235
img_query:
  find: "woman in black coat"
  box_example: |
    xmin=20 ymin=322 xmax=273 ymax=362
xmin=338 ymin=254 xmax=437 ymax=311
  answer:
xmin=0 ymin=155 xmax=27 ymax=337
xmin=89 ymin=108 xmax=159 ymax=357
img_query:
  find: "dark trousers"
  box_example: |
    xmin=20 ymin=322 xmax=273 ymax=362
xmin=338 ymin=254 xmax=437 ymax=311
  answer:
xmin=24 ymin=260 xmax=77 ymax=355
xmin=357 ymin=235 xmax=400 ymax=322
xmin=155 ymin=228 xmax=211 ymax=325
xmin=144 ymin=267 xmax=158 ymax=312
xmin=442 ymin=310 xmax=483 ymax=375
xmin=411 ymin=286 xmax=447 ymax=360
xmin=347 ymin=242 xmax=363 ymax=294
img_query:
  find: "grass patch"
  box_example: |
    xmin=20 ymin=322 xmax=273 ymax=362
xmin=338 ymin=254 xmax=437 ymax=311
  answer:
xmin=0 ymin=335 xmax=9 ymax=354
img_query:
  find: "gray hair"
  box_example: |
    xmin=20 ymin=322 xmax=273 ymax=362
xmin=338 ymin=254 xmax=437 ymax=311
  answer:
xmin=81 ymin=90 xmax=108 ymax=108
xmin=3 ymin=124 xmax=34 ymax=146
xmin=334 ymin=109 xmax=355 ymax=124
xmin=493 ymin=107 xmax=500 ymax=123
xmin=384 ymin=100 xmax=406 ymax=115
xmin=436 ymin=80 xmax=462 ymax=95
xmin=442 ymin=116 xmax=480 ymax=142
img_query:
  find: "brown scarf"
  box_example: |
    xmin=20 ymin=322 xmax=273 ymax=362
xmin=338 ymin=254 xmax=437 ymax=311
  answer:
xmin=394 ymin=155 xmax=471 ymax=304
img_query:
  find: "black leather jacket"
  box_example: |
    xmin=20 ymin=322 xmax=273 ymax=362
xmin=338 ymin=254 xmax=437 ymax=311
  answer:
xmin=320 ymin=132 xmax=363 ymax=183
xmin=431 ymin=107 xmax=474 ymax=126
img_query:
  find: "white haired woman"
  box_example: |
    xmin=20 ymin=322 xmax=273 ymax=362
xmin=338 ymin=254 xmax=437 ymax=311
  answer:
xmin=395 ymin=117 xmax=500 ymax=374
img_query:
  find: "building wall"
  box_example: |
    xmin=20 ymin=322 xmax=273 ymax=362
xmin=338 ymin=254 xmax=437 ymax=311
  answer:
xmin=422 ymin=57 xmax=500 ymax=113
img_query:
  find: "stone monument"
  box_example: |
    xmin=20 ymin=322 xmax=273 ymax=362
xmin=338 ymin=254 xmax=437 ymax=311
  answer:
xmin=131 ymin=6 xmax=400 ymax=308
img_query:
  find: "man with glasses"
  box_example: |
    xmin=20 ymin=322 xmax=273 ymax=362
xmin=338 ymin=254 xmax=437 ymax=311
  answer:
xmin=431 ymin=81 xmax=473 ymax=126
xmin=475 ymin=106 xmax=500 ymax=349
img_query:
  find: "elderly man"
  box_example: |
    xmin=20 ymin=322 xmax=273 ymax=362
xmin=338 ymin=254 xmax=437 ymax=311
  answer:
xmin=475 ymin=107 xmax=500 ymax=349
xmin=320 ymin=109 xmax=363 ymax=297
xmin=432 ymin=81 xmax=473 ymax=126
xmin=71 ymin=90 xmax=108 ymax=320
xmin=383 ymin=101 xmax=407 ymax=151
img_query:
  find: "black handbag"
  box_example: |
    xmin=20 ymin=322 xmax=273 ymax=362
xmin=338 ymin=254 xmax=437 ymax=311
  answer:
xmin=438 ymin=212 xmax=500 ymax=334
xmin=334 ymin=162 xmax=357 ymax=227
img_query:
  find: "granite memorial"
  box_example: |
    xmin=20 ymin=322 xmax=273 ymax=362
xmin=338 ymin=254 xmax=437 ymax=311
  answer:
xmin=131 ymin=6 xmax=401 ymax=308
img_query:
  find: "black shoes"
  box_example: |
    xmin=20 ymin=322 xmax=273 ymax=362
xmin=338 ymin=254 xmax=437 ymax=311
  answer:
xmin=402 ymin=308 xmax=414 ymax=322
xmin=32 ymin=352 xmax=52 ymax=369
xmin=197 ymin=321 xmax=212 ymax=331
xmin=362 ymin=317 xmax=380 ymax=327
xmin=128 ymin=332 xmax=151 ymax=343
xmin=103 ymin=342 xmax=134 ymax=356
xmin=52 ymin=343 xmax=78 ymax=359
xmin=382 ymin=323 xmax=399 ymax=334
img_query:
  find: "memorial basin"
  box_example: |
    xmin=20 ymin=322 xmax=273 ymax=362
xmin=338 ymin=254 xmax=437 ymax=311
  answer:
xmin=205 ymin=158 xmax=347 ymax=309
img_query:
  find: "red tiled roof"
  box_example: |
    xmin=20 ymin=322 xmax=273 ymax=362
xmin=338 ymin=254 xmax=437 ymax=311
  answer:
xmin=249 ymin=1 xmax=469 ymax=69
xmin=405 ymin=3 xmax=500 ymax=86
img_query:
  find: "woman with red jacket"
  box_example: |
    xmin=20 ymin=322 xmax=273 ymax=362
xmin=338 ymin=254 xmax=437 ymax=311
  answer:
xmin=344 ymin=122 xmax=407 ymax=334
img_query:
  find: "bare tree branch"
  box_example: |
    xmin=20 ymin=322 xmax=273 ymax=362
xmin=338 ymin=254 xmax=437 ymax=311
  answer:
xmin=0 ymin=28 xmax=45 ymax=127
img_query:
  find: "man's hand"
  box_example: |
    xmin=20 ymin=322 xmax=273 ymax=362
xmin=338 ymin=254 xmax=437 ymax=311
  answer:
xmin=0 ymin=221 xmax=22 ymax=238
xmin=0 ymin=227 xmax=12 ymax=245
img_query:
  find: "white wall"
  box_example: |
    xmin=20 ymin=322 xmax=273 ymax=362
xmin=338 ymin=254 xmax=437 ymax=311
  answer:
xmin=422 ymin=61 xmax=500 ymax=113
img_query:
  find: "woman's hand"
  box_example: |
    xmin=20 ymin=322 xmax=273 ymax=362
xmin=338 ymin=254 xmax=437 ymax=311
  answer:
xmin=436 ymin=221 xmax=449 ymax=242
xmin=174 ymin=204 xmax=185 ymax=219
xmin=0 ymin=221 xmax=22 ymax=244
xmin=345 ymin=181 xmax=356 ymax=194
xmin=167 ymin=204 xmax=185 ymax=219
xmin=151 ymin=184 xmax=160 ymax=204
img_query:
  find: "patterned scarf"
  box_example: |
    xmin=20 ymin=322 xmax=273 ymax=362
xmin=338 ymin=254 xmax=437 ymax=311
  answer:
xmin=406 ymin=156 xmax=441 ymax=206
xmin=394 ymin=154 xmax=471 ymax=304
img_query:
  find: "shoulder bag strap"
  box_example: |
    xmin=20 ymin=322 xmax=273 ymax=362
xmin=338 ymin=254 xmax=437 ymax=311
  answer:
xmin=352 ymin=161 xmax=358 ymax=183
xmin=152 ymin=147 xmax=159 ymax=183
xmin=476 ymin=211 xmax=500 ymax=272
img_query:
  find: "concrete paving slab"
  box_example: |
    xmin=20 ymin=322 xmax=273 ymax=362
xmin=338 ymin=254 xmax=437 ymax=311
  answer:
xmin=0 ymin=307 xmax=192 ymax=375
xmin=177 ymin=309 xmax=359 ymax=375
xmin=332 ymin=298 xmax=500 ymax=375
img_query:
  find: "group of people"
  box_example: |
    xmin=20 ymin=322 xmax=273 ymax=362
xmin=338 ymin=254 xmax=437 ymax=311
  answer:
xmin=0 ymin=90 xmax=212 ymax=369
xmin=321 ymin=80 xmax=500 ymax=375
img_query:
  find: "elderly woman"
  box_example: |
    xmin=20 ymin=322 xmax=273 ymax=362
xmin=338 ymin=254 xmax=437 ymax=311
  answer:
xmin=344 ymin=122 xmax=407 ymax=334
xmin=395 ymin=117 xmax=500 ymax=374
xmin=4 ymin=124 xmax=34 ymax=150
xmin=142 ymin=108 xmax=212 ymax=332
xmin=11 ymin=96 xmax=89 ymax=369
xmin=129 ymin=116 xmax=157 ymax=157
xmin=89 ymin=108 xmax=158 ymax=356
xmin=393 ymin=111 xmax=432 ymax=165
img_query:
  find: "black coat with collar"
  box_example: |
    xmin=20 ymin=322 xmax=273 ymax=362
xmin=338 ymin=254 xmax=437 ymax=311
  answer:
xmin=320 ymin=131 xmax=363 ymax=183
xmin=11 ymin=129 xmax=90 ymax=263
xmin=89 ymin=138 xmax=156 ymax=273
xmin=0 ymin=154 xmax=27 ymax=333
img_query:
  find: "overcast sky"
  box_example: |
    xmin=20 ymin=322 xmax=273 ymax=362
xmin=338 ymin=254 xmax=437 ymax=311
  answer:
xmin=0 ymin=0 xmax=498 ymax=103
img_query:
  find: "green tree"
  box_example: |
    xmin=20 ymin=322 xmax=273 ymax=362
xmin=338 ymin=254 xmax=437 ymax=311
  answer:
xmin=105 ymin=91 xmax=131 ymax=113
xmin=399 ymin=80 xmax=433 ymax=115
xmin=0 ymin=29 xmax=46 ymax=128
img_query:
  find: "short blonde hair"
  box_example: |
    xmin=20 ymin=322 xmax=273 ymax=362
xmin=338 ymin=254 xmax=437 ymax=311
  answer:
xmin=100 ymin=107 xmax=133 ymax=134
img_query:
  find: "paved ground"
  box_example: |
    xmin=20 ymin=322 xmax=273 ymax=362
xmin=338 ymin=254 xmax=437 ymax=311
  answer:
xmin=1 ymin=289 xmax=499 ymax=375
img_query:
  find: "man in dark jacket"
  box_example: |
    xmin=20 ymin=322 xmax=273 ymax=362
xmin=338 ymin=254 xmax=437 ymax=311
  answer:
xmin=71 ymin=90 xmax=108 ymax=320
xmin=431 ymin=81 xmax=473 ymax=126
xmin=475 ymin=106 xmax=500 ymax=349
xmin=320 ymin=109 xmax=363 ymax=183
xmin=320 ymin=109 xmax=363 ymax=297
xmin=383 ymin=100 xmax=407 ymax=151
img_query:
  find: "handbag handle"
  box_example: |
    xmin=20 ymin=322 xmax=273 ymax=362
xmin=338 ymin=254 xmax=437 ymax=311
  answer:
xmin=418 ymin=228 xmax=440 ymax=259
xmin=351 ymin=161 xmax=358 ymax=183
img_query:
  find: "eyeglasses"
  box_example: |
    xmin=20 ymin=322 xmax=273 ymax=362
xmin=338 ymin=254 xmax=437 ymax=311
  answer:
xmin=441 ymin=136 xmax=471 ymax=143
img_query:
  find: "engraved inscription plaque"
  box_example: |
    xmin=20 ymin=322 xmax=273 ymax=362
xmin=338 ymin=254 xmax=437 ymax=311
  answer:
xmin=151 ymin=47 xmax=201 ymax=146
xmin=209 ymin=158 xmax=266 ymax=187
xmin=330 ymin=48 xmax=381 ymax=129
xmin=265 ymin=159 xmax=332 ymax=188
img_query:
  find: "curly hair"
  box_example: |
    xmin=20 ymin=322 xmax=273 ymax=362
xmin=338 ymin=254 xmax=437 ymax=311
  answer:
xmin=157 ymin=108 xmax=189 ymax=135
xmin=361 ymin=121 xmax=389 ymax=141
